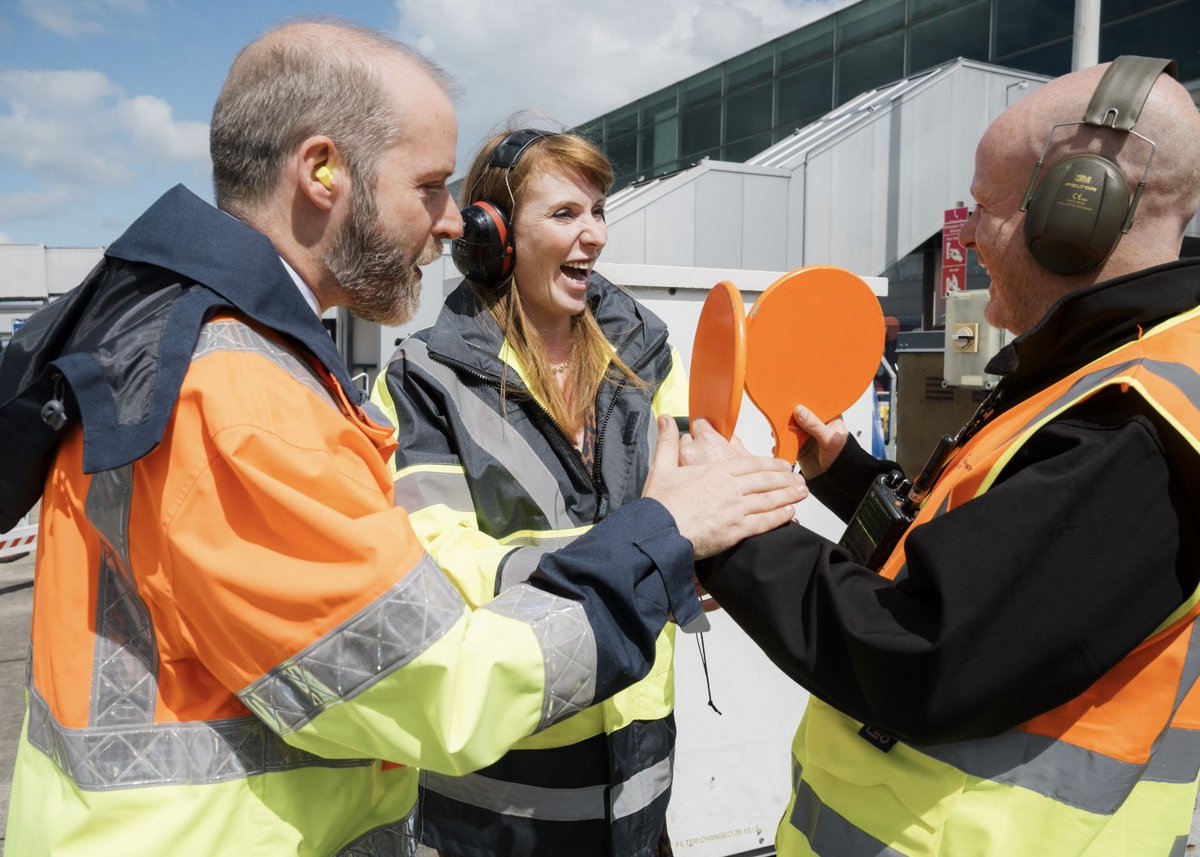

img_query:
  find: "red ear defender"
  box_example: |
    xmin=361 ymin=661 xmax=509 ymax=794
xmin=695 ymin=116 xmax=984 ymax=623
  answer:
xmin=450 ymin=129 xmax=558 ymax=287
xmin=452 ymin=200 xmax=514 ymax=285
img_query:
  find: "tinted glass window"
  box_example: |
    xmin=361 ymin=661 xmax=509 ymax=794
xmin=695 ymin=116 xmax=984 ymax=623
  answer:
xmin=608 ymin=131 xmax=638 ymax=183
xmin=640 ymin=118 xmax=679 ymax=170
xmin=836 ymin=31 xmax=905 ymax=104
xmin=837 ymin=0 xmax=905 ymax=48
xmin=908 ymin=0 xmax=990 ymax=73
xmin=724 ymin=130 xmax=774 ymax=162
xmin=777 ymin=61 xmax=834 ymax=128
xmin=994 ymin=39 xmax=1072 ymax=77
xmin=995 ymin=0 xmax=1073 ymax=57
xmin=680 ymin=101 xmax=722 ymax=159
xmin=608 ymin=107 xmax=638 ymax=137
xmin=778 ymin=17 xmax=834 ymax=70
xmin=729 ymin=45 xmax=774 ymax=89
xmin=726 ymin=80 xmax=773 ymax=139
xmin=909 ymin=0 xmax=966 ymax=21
xmin=1101 ymin=0 xmax=1178 ymax=23
xmin=642 ymin=92 xmax=677 ymax=124
xmin=1100 ymin=0 xmax=1200 ymax=79
xmin=682 ymin=69 xmax=722 ymax=107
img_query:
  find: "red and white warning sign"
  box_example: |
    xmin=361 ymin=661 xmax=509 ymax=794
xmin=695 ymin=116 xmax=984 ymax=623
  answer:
xmin=941 ymin=206 xmax=970 ymax=299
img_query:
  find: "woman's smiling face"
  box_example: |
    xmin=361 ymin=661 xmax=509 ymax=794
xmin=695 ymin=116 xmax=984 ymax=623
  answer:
xmin=511 ymin=165 xmax=607 ymax=334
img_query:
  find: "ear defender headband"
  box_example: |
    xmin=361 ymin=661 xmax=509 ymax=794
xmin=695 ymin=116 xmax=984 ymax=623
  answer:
xmin=1021 ymin=55 xmax=1178 ymax=275
xmin=452 ymin=129 xmax=557 ymax=285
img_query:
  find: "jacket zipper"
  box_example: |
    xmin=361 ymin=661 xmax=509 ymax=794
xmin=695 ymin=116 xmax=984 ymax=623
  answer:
xmin=439 ymin=328 xmax=669 ymax=525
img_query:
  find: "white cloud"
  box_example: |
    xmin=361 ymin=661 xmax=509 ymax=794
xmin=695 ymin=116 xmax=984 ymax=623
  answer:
xmin=0 ymin=69 xmax=209 ymax=188
xmin=0 ymin=188 xmax=76 ymax=223
xmin=393 ymin=0 xmax=856 ymax=171
xmin=18 ymin=0 xmax=149 ymax=39
xmin=116 ymin=95 xmax=210 ymax=162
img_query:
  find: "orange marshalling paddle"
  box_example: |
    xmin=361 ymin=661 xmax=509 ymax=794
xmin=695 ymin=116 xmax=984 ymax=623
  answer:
xmin=689 ymin=267 xmax=884 ymax=463
xmin=687 ymin=280 xmax=746 ymax=439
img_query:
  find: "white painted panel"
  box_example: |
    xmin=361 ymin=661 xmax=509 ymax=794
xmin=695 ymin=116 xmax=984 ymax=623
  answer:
xmin=0 ymin=245 xmax=49 ymax=299
xmin=694 ymin=171 xmax=745 ymax=269
xmin=645 ymin=183 xmax=697 ymax=266
xmin=606 ymin=207 xmax=648 ymax=263
xmin=45 ymin=248 xmax=104 ymax=296
xmin=741 ymin=174 xmax=790 ymax=271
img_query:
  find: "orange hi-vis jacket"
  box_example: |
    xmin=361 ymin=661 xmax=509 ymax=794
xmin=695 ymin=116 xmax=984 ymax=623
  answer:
xmin=781 ymin=304 xmax=1200 ymax=856
xmin=2 ymin=188 xmax=699 ymax=857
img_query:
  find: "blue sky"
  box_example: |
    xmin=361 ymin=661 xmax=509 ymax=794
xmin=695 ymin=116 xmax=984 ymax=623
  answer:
xmin=0 ymin=0 xmax=854 ymax=248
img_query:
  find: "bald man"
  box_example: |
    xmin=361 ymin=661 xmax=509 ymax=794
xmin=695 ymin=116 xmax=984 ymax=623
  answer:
xmin=688 ymin=58 xmax=1200 ymax=855
xmin=0 ymin=19 xmax=802 ymax=857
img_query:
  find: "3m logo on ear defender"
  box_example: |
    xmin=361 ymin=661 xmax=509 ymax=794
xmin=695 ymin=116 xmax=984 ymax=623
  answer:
xmin=1075 ymin=173 xmax=1093 ymax=184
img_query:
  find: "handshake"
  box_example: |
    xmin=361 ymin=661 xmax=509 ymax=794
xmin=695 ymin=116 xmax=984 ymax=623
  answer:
xmin=642 ymin=413 xmax=808 ymax=561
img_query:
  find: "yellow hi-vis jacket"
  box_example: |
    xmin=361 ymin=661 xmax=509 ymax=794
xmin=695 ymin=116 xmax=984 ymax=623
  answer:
xmin=779 ymin=305 xmax=1200 ymax=856
xmin=372 ymin=276 xmax=689 ymax=856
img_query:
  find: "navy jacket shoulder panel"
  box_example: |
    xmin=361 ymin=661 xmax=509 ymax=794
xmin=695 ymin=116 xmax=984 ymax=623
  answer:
xmin=0 ymin=185 xmax=357 ymax=527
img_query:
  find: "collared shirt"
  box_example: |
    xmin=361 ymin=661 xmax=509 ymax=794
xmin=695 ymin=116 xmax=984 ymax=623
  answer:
xmin=278 ymin=255 xmax=322 ymax=318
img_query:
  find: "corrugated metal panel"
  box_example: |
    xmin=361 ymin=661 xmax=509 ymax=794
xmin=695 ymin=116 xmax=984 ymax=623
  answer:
xmin=604 ymin=59 xmax=1051 ymax=277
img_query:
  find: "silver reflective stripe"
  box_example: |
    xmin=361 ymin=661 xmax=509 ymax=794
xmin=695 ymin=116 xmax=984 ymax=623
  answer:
xmin=789 ymin=763 xmax=904 ymax=856
xmin=404 ymin=339 xmax=576 ymax=530
xmin=611 ymin=752 xmax=673 ymax=820
xmin=496 ymin=535 xmax=581 ymax=592
xmin=85 ymin=464 xmax=159 ymax=728
xmin=336 ymin=806 xmax=418 ymax=856
xmin=422 ymin=770 xmax=607 ymax=821
xmin=484 ymin=584 xmax=597 ymax=730
xmin=360 ymin=398 xmax=394 ymax=431
xmin=25 ymin=686 xmax=369 ymax=791
xmin=1170 ymin=833 xmax=1188 ymax=857
xmin=422 ymin=755 xmax=670 ymax=823
xmin=497 ymin=546 xmax=550 ymax=591
xmin=918 ymin=730 xmax=1140 ymax=815
xmin=239 ymin=555 xmax=464 ymax=734
xmin=1144 ymin=359 xmax=1200 ymax=411
xmin=394 ymin=468 xmax=474 ymax=514
xmin=1147 ymin=726 xmax=1200 ymax=784
xmin=193 ymin=319 xmax=338 ymax=411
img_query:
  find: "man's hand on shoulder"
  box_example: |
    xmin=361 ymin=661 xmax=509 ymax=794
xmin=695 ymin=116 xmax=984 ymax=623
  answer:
xmin=644 ymin=416 xmax=807 ymax=559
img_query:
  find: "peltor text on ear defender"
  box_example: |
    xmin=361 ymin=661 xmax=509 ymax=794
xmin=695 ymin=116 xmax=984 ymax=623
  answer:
xmin=451 ymin=129 xmax=558 ymax=286
xmin=1020 ymin=55 xmax=1177 ymax=275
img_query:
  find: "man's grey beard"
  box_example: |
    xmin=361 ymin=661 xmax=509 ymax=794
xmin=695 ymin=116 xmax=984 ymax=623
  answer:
xmin=325 ymin=180 xmax=442 ymax=326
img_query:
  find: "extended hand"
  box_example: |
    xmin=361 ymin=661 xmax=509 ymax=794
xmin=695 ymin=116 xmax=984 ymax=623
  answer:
xmin=793 ymin=404 xmax=848 ymax=479
xmin=645 ymin=416 xmax=807 ymax=559
xmin=678 ymin=417 xmax=750 ymax=466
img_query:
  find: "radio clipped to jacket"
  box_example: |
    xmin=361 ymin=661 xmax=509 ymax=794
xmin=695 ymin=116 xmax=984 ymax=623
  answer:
xmin=839 ymin=433 xmax=959 ymax=570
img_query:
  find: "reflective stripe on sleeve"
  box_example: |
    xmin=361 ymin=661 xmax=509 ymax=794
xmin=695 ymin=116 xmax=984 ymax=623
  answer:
xmin=335 ymin=805 xmax=418 ymax=856
xmin=484 ymin=584 xmax=597 ymax=730
xmin=25 ymin=686 xmax=369 ymax=791
xmin=238 ymin=554 xmax=464 ymax=734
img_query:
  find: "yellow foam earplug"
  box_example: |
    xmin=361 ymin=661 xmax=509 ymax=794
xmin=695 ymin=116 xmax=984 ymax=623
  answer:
xmin=314 ymin=165 xmax=333 ymax=189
